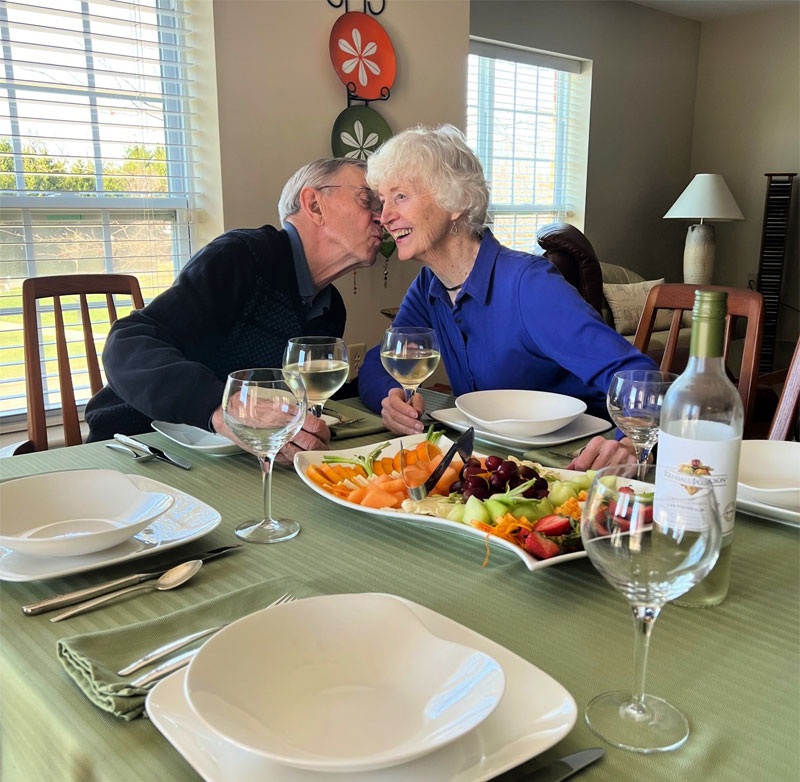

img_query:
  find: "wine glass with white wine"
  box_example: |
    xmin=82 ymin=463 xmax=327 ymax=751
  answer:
xmin=581 ymin=464 xmax=721 ymax=753
xmin=283 ymin=337 xmax=349 ymax=418
xmin=607 ymin=370 xmax=678 ymax=479
xmin=380 ymin=326 xmax=440 ymax=404
xmin=222 ymin=368 xmax=306 ymax=544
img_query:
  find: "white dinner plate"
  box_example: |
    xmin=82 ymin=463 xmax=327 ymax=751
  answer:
xmin=294 ymin=433 xmax=588 ymax=571
xmin=430 ymin=408 xmax=612 ymax=450
xmin=147 ymin=596 xmax=577 ymax=782
xmin=151 ymin=421 xmax=242 ymax=456
xmin=0 ymin=475 xmax=221 ymax=581
xmin=737 ymin=440 xmax=800 ymax=511
xmin=735 ymin=496 xmax=800 ymax=528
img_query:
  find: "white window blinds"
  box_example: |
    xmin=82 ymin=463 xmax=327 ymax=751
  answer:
xmin=467 ymin=38 xmax=590 ymax=252
xmin=0 ymin=0 xmax=197 ymax=418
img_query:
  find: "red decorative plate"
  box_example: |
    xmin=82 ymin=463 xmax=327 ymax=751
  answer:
xmin=329 ymin=12 xmax=396 ymax=100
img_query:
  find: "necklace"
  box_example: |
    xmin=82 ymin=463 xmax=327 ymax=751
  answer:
xmin=443 ymin=281 xmax=464 ymax=291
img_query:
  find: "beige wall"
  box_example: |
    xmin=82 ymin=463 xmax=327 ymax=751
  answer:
xmin=691 ymin=5 xmax=800 ymax=344
xmin=212 ymin=0 xmax=469 ymax=355
xmin=470 ymin=0 xmax=700 ymax=280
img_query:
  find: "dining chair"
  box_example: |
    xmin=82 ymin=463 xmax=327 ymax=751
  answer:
xmin=767 ymin=336 xmax=800 ymax=441
xmin=20 ymin=274 xmax=145 ymax=452
xmin=633 ymin=283 xmax=764 ymax=432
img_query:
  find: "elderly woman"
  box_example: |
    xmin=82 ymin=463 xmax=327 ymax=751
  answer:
xmin=357 ymin=125 xmax=658 ymax=471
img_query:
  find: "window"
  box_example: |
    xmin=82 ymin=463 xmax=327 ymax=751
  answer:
xmin=467 ymin=37 xmax=590 ymax=251
xmin=0 ymin=0 xmax=198 ymax=418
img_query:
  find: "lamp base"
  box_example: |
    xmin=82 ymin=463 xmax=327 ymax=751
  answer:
xmin=683 ymin=223 xmax=716 ymax=285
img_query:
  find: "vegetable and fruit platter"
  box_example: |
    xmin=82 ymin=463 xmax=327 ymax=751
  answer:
xmin=293 ymin=428 xmax=594 ymax=571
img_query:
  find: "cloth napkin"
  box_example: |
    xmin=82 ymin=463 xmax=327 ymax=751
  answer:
xmin=57 ymin=576 xmax=320 ymax=720
xmin=326 ymin=398 xmax=388 ymax=440
xmin=522 ymin=430 xmax=617 ymax=469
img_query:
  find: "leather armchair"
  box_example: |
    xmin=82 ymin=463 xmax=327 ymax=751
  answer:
xmin=536 ymin=222 xmax=604 ymax=314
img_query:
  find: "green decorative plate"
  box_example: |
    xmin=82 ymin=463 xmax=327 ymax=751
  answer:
xmin=331 ymin=105 xmax=392 ymax=161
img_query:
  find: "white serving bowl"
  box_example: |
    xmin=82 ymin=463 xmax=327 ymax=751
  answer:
xmin=738 ymin=440 xmax=800 ymax=511
xmin=0 ymin=469 xmax=173 ymax=557
xmin=184 ymin=593 xmax=505 ymax=773
xmin=456 ymin=390 xmax=587 ymax=437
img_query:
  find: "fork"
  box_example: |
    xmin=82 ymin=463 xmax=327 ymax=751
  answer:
xmin=324 ymin=409 xmax=364 ymax=426
xmin=118 ymin=592 xmax=295 ymax=678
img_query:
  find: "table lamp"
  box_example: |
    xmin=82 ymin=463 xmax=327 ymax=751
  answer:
xmin=664 ymin=173 xmax=744 ymax=285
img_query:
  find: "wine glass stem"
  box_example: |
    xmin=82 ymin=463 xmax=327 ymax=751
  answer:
xmin=634 ymin=446 xmax=651 ymax=481
xmin=630 ymin=603 xmax=661 ymax=712
xmin=259 ymin=454 xmax=274 ymax=523
xmin=403 ymin=387 xmax=417 ymax=404
xmin=309 ymin=404 xmax=324 ymax=418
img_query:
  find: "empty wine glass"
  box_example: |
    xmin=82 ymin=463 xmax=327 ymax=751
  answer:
xmin=607 ymin=370 xmax=678 ymax=479
xmin=581 ymin=464 xmax=721 ymax=753
xmin=380 ymin=326 xmax=441 ymax=404
xmin=283 ymin=337 xmax=349 ymax=418
xmin=222 ymin=368 xmax=307 ymax=544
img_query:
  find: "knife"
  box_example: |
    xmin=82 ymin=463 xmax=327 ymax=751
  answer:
xmin=423 ymin=427 xmax=475 ymax=495
xmin=521 ymin=748 xmax=605 ymax=782
xmin=113 ymin=433 xmax=192 ymax=470
xmin=21 ymin=544 xmax=241 ymax=615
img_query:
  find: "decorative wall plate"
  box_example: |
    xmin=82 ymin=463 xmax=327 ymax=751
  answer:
xmin=331 ymin=105 xmax=392 ymax=160
xmin=329 ymin=11 xmax=396 ymax=100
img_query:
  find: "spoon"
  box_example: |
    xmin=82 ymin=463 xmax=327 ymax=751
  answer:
xmin=50 ymin=560 xmax=202 ymax=622
xmin=105 ymin=442 xmax=155 ymax=462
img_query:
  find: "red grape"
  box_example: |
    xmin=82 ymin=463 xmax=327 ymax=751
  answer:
xmin=484 ymin=455 xmax=503 ymax=472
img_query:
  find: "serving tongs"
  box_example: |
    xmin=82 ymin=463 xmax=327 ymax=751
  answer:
xmin=399 ymin=427 xmax=475 ymax=500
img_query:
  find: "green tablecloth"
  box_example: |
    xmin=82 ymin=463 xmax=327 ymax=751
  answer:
xmin=1 ymin=398 xmax=798 ymax=782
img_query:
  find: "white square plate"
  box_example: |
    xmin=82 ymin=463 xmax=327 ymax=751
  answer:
xmin=735 ymin=497 xmax=800 ymax=528
xmin=293 ymin=433 xmax=588 ymax=572
xmin=147 ymin=595 xmax=577 ymax=782
xmin=151 ymin=422 xmax=242 ymax=456
xmin=430 ymin=408 xmax=612 ymax=450
xmin=0 ymin=475 xmax=221 ymax=581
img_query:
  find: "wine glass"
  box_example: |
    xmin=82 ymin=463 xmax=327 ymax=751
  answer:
xmin=580 ymin=464 xmax=721 ymax=753
xmin=607 ymin=370 xmax=678 ymax=479
xmin=283 ymin=337 xmax=349 ymax=418
xmin=222 ymin=368 xmax=307 ymax=544
xmin=380 ymin=326 xmax=441 ymax=404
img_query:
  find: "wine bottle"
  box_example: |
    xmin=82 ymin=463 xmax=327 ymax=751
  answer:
xmin=655 ymin=290 xmax=743 ymax=606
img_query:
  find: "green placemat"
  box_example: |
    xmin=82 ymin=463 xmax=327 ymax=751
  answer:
xmin=57 ymin=576 xmax=319 ymax=720
xmin=326 ymin=398 xmax=387 ymax=440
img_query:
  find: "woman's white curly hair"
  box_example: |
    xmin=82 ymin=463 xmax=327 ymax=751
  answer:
xmin=367 ymin=124 xmax=489 ymax=237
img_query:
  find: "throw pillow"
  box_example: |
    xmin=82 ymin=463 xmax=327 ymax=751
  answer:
xmin=602 ymin=279 xmax=673 ymax=335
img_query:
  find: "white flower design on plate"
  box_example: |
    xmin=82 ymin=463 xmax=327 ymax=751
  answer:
xmin=338 ymin=28 xmax=381 ymax=88
xmin=340 ymin=120 xmax=380 ymax=160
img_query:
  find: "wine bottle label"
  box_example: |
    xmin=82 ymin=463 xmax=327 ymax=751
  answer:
xmin=655 ymin=425 xmax=741 ymax=534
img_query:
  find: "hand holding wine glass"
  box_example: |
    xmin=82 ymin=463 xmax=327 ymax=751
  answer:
xmin=380 ymin=326 xmax=440 ymax=404
xmin=283 ymin=337 xmax=349 ymax=418
xmin=580 ymin=464 xmax=721 ymax=752
xmin=222 ymin=368 xmax=306 ymax=544
xmin=607 ymin=370 xmax=677 ymax=479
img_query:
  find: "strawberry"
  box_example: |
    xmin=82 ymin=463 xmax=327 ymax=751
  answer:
xmin=523 ymin=531 xmax=561 ymax=559
xmin=534 ymin=515 xmax=573 ymax=536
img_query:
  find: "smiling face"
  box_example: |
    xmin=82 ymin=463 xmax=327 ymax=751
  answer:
xmin=318 ymin=165 xmax=383 ymax=268
xmin=378 ymin=181 xmax=457 ymax=264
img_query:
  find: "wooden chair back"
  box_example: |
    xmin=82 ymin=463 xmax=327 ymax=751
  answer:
xmin=768 ymin=336 xmax=800 ymax=440
xmin=633 ymin=283 xmax=764 ymax=431
xmin=22 ymin=274 xmax=145 ymax=452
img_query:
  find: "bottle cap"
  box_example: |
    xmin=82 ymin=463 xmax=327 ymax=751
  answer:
xmin=693 ymin=290 xmax=728 ymax=320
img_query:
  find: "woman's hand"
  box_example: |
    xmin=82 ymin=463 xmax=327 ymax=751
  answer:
xmin=566 ymin=435 xmax=637 ymax=471
xmin=380 ymin=387 xmax=426 ymax=434
xmin=212 ymin=406 xmax=330 ymax=465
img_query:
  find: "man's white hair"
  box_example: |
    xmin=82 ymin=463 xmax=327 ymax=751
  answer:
xmin=279 ymin=158 xmax=367 ymax=223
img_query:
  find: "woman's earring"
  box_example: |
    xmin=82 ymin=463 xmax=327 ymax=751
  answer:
xmin=383 ymin=256 xmax=389 ymax=288
xmin=450 ymin=221 xmax=459 ymax=235
xmin=353 ymin=269 xmax=357 ymax=295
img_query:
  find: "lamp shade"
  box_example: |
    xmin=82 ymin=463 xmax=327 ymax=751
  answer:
xmin=664 ymin=173 xmax=744 ymax=221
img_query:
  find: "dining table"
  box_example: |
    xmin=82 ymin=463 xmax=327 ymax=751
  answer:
xmin=1 ymin=390 xmax=798 ymax=782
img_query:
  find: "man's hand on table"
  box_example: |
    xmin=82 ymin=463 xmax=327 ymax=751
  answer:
xmin=381 ymin=387 xmax=426 ymax=434
xmin=211 ymin=406 xmax=331 ymax=465
xmin=566 ymin=435 xmax=637 ymax=471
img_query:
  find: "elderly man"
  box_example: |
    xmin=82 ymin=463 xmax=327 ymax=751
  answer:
xmin=86 ymin=158 xmax=383 ymax=462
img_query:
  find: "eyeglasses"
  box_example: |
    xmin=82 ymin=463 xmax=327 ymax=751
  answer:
xmin=317 ymin=184 xmax=381 ymax=215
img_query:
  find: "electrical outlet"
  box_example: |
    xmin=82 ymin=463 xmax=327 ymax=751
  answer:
xmin=347 ymin=342 xmax=367 ymax=381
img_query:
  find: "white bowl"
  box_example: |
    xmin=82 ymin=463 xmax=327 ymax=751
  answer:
xmin=0 ymin=469 xmax=173 ymax=557
xmin=456 ymin=390 xmax=587 ymax=437
xmin=184 ymin=593 xmax=505 ymax=773
xmin=738 ymin=440 xmax=800 ymax=511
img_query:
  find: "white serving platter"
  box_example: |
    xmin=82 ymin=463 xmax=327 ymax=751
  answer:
xmin=0 ymin=475 xmax=221 ymax=581
xmin=147 ymin=595 xmax=577 ymax=782
xmin=430 ymin=408 xmax=612 ymax=451
xmin=294 ymin=433 xmax=587 ymax=571
xmin=151 ymin=421 xmax=243 ymax=456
